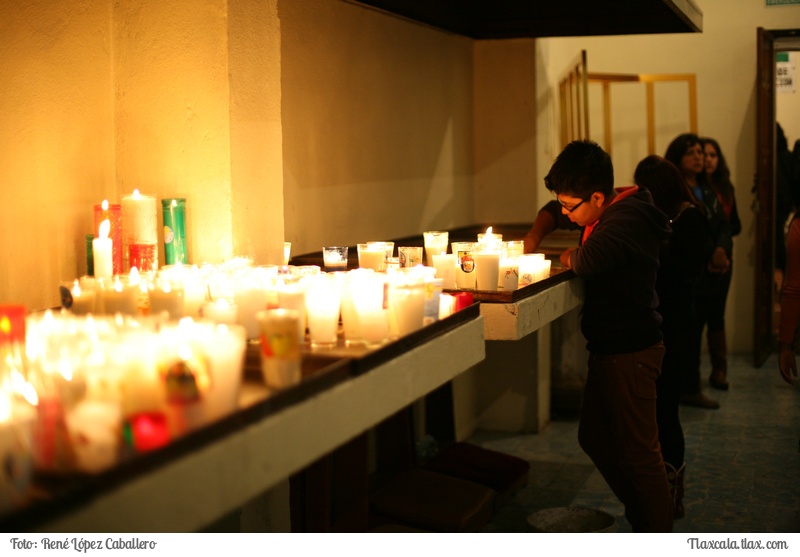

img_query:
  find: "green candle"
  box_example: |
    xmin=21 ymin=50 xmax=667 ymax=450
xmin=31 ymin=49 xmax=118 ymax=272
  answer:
xmin=162 ymin=198 xmax=187 ymax=265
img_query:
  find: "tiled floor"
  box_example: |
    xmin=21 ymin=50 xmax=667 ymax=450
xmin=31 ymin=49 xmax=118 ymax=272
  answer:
xmin=468 ymin=352 xmax=800 ymax=533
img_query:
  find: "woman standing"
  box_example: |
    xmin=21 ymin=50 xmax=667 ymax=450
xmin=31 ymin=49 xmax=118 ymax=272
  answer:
xmin=700 ymin=138 xmax=741 ymax=390
xmin=634 ymin=155 xmax=712 ymax=518
xmin=665 ymin=133 xmax=732 ymax=409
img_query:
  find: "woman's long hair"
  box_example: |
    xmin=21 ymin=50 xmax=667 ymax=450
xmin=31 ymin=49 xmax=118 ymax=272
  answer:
xmin=664 ymin=133 xmax=701 ymax=176
xmin=700 ymin=137 xmax=734 ymax=205
xmin=634 ymin=155 xmax=705 ymax=219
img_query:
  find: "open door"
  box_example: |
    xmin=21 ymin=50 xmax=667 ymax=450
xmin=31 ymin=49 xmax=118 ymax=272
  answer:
xmin=753 ymin=28 xmax=800 ymax=367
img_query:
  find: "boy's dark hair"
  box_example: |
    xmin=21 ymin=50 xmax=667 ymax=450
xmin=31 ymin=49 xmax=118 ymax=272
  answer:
xmin=544 ymin=139 xmax=614 ymax=198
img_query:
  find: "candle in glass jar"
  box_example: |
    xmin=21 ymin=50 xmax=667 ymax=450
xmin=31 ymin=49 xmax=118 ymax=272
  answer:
xmin=122 ymin=190 xmax=158 ymax=271
xmin=432 ymin=253 xmax=457 ymax=290
xmin=474 ymin=250 xmax=500 ymax=291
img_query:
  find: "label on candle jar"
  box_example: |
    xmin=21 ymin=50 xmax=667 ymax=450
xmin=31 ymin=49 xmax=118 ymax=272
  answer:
xmin=161 ymin=355 xmax=209 ymax=404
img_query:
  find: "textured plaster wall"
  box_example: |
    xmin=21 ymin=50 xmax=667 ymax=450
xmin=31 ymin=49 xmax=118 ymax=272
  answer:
xmin=279 ymin=0 xmax=476 ymax=254
xmin=0 ymin=1 xmax=114 ymax=311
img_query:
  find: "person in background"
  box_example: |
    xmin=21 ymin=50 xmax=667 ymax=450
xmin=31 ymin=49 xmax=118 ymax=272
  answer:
xmin=634 ymin=155 xmax=713 ymax=519
xmin=699 ymin=137 xmax=741 ymax=391
xmin=775 ymin=123 xmax=800 ymax=295
xmin=778 ymin=211 xmax=800 ymax=388
xmin=665 ymin=133 xmax=731 ymax=409
xmin=528 ymin=139 xmax=673 ymax=532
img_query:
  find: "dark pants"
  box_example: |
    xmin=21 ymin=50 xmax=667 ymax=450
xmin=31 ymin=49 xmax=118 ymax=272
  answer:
xmin=578 ymin=342 xmax=674 ymax=533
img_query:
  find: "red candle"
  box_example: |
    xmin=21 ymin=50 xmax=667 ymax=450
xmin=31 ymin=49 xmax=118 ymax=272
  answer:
xmin=126 ymin=413 xmax=171 ymax=453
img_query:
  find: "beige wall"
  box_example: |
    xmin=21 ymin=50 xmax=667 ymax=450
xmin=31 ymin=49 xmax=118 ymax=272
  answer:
xmin=0 ymin=2 xmax=114 ymax=312
xmin=536 ymin=0 xmax=800 ymax=353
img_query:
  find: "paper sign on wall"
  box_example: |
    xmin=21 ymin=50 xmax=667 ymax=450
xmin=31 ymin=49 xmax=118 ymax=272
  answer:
xmin=777 ymin=52 xmax=796 ymax=93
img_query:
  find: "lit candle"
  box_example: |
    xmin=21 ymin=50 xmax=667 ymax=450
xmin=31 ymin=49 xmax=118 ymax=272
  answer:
xmin=498 ymin=256 xmax=520 ymax=291
xmin=148 ymin=275 xmax=185 ymax=320
xmin=518 ymin=253 xmax=544 ymax=287
xmin=387 ymin=276 xmax=426 ymax=337
xmin=94 ymin=200 xmax=123 ymax=275
xmin=202 ymin=324 xmax=247 ymax=422
xmin=202 ymin=297 xmax=238 ymax=325
xmin=121 ymin=189 xmax=158 ymax=272
xmin=92 ymin=219 xmax=113 ymax=280
xmin=351 ymin=272 xmax=390 ymax=347
xmin=432 ymin=253 xmax=457 ymax=290
xmin=304 ymin=275 xmax=341 ymax=348
xmin=64 ymin=279 xmax=97 ymax=315
xmin=474 ymin=247 xmax=500 ymax=291
xmin=64 ymin=399 xmax=122 ymax=473
xmin=451 ymin=241 xmax=477 ymax=290
xmin=100 ymin=274 xmax=138 ymax=316
xmin=0 ymin=390 xmax=36 ymax=512
xmin=423 ymin=231 xmax=449 ymax=267
xmin=477 ymin=226 xmax=503 ymax=248
xmin=257 ymin=309 xmax=302 ymax=389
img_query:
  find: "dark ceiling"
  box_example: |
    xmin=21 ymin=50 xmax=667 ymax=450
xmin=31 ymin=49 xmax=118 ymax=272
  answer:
xmin=348 ymin=0 xmax=703 ymax=40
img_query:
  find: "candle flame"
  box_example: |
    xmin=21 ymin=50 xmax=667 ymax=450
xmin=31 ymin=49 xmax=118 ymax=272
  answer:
xmin=486 ymin=226 xmax=493 ymax=235
xmin=132 ymin=189 xmax=141 ymax=199
xmin=129 ymin=266 xmax=140 ymax=285
xmin=113 ymin=275 xmax=124 ymax=293
xmin=99 ymin=219 xmax=110 ymax=240
xmin=71 ymin=279 xmax=82 ymax=296
xmin=102 ymin=199 xmax=109 ymax=211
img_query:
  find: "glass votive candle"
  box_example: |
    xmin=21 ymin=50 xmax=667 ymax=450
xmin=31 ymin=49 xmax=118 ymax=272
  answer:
xmin=473 ymin=245 xmax=500 ymax=291
xmin=304 ymin=275 xmax=341 ymax=349
xmin=148 ymin=275 xmax=185 ymax=320
xmin=477 ymin=228 xmax=503 ymax=246
xmin=388 ymin=276 xmax=427 ymax=337
xmin=100 ymin=275 xmax=139 ymax=316
xmin=59 ymin=279 xmax=97 ymax=315
xmin=432 ymin=253 xmax=457 ymax=290
xmin=202 ymin=297 xmax=238 ymax=325
xmin=322 ymin=246 xmax=349 ymax=272
xmin=498 ymin=256 xmax=520 ymax=291
xmin=357 ymin=243 xmax=388 ymax=272
xmin=276 ymin=280 xmax=308 ymax=343
xmin=283 ymin=242 xmax=292 ymax=265
xmin=451 ymin=242 xmax=477 ymax=290
xmin=423 ymin=231 xmax=449 ymax=266
xmin=504 ymin=240 xmax=525 ymax=258
xmin=351 ymin=272 xmax=391 ymax=347
xmin=398 ymin=246 xmax=423 ymax=268
xmin=257 ymin=309 xmax=302 ymax=389
xmin=518 ymin=253 xmax=546 ymax=287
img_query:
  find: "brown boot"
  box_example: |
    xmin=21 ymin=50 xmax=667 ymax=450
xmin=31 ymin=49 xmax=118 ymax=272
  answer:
xmin=680 ymin=391 xmax=720 ymax=409
xmin=665 ymin=462 xmax=686 ymax=519
xmin=708 ymin=329 xmax=729 ymax=390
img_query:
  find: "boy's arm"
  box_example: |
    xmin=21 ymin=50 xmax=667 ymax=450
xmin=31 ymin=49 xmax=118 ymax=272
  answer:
xmin=521 ymin=200 xmax=576 ymax=253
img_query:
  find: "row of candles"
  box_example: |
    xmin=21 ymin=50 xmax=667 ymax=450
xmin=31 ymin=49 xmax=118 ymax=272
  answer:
xmin=0 ymin=227 xmax=553 ymax=512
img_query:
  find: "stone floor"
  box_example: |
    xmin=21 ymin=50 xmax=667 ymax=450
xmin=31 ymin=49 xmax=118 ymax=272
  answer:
xmin=468 ymin=352 xmax=800 ymax=533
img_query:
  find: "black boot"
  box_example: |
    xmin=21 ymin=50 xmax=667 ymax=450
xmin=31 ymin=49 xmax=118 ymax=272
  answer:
xmin=665 ymin=462 xmax=686 ymax=519
xmin=708 ymin=329 xmax=730 ymax=390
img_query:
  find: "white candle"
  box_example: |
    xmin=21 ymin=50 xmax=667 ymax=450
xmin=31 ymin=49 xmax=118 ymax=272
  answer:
xmin=351 ymin=272 xmax=390 ymax=347
xmin=93 ymin=219 xmax=113 ymax=280
xmin=202 ymin=298 xmax=238 ymax=325
xmin=0 ymin=395 xmax=35 ymax=512
xmin=121 ymin=189 xmax=158 ymax=271
xmin=64 ymin=399 xmax=121 ymax=473
xmin=101 ymin=275 xmax=138 ymax=315
xmin=451 ymin=242 xmax=477 ymax=290
xmin=439 ymin=293 xmax=456 ymax=320
xmin=388 ymin=277 xmax=426 ymax=336
xmin=65 ymin=280 xmax=97 ymax=315
xmin=148 ymin=277 xmax=185 ymax=320
xmin=498 ymin=257 xmax=520 ymax=291
xmin=276 ymin=281 xmax=307 ymax=342
xmin=432 ymin=253 xmax=457 ymax=290
xmin=423 ymin=231 xmax=449 ymax=266
xmin=474 ymin=251 xmax=500 ymax=291
xmin=257 ymin=309 xmax=302 ymax=389
xmin=202 ymin=324 xmax=246 ymax=421
xmin=304 ymin=275 xmax=341 ymax=348
xmin=518 ymin=253 xmax=545 ymax=287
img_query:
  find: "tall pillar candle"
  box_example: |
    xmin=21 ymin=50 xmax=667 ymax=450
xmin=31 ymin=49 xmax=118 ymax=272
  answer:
xmin=92 ymin=220 xmax=113 ymax=281
xmin=162 ymin=198 xmax=188 ymax=265
xmin=94 ymin=200 xmax=123 ymax=275
xmin=122 ymin=190 xmax=158 ymax=271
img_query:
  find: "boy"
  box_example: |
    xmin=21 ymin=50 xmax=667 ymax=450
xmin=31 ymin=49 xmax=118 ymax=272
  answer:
xmin=525 ymin=140 xmax=673 ymax=532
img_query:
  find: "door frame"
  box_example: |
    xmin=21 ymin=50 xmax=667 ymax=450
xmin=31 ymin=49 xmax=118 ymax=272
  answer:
xmin=754 ymin=27 xmax=800 ymax=367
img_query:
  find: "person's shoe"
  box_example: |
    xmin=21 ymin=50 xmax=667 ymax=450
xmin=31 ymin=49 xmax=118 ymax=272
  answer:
xmin=680 ymin=392 xmax=720 ymax=409
xmin=665 ymin=462 xmax=686 ymax=519
xmin=709 ymin=370 xmax=729 ymax=391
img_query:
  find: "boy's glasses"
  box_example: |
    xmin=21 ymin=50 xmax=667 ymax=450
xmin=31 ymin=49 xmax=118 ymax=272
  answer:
xmin=557 ymin=197 xmax=586 ymax=213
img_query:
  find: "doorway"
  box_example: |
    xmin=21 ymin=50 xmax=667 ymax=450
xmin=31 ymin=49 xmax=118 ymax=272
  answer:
xmin=754 ymin=27 xmax=800 ymax=367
